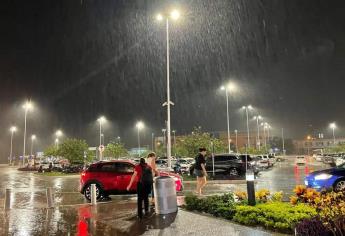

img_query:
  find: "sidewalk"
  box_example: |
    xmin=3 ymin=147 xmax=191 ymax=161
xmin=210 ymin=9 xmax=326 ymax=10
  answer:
xmin=0 ymin=199 xmax=285 ymax=235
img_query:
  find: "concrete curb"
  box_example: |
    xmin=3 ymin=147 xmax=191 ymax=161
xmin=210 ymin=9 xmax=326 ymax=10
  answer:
xmin=184 ymin=179 xmax=257 ymax=184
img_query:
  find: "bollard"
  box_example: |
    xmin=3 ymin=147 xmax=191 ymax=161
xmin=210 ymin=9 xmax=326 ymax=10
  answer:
xmin=91 ymin=184 xmax=97 ymax=205
xmin=4 ymin=189 xmax=11 ymax=210
xmin=46 ymin=187 xmax=54 ymax=208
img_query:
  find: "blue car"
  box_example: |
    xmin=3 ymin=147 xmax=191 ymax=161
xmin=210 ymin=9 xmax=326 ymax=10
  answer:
xmin=305 ymin=163 xmax=345 ymax=191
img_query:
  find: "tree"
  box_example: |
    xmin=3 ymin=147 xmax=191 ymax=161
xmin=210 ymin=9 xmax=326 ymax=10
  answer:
xmin=104 ymin=142 xmax=128 ymax=159
xmin=58 ymin=138 xmax=89 ymax=163
xmin=176 ymin=127 xmax=227 ymax=157
xmin=44 ymin=145 xmax=59 ymax=157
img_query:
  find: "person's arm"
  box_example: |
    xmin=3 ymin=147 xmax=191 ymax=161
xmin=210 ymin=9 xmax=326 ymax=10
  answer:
xmin=127 ymin=171 xmax=137 ymax=191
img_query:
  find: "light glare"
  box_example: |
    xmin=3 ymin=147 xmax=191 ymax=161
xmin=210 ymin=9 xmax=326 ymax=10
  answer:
xmin=170 ymin=10 xmax=180 ymax=20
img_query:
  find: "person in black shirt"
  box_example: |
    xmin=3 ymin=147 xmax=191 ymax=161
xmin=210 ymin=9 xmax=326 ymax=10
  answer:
xmin=194 ymin=147 xmax=208 ymax=195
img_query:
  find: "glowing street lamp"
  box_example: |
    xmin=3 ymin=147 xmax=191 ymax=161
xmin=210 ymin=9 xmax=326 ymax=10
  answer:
xmin=136 ymin=121 xmax=145 ymax=157
xmin=329 ymin=122 xmax=337 ymax=145
xmin=9 ymin=126 xmax=17 ymax=165
xmin=220 ymin=82 xmax=237 ymax=153
xmin=22 ymin=101 xmax=33 ymax=166
xmin=156 ymin=9 xmax=181 ymax=169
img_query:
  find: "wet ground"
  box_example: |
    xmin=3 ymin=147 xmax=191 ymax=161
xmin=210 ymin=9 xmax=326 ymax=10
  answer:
xmin=0 ymin=158 xmax=330 ymax=235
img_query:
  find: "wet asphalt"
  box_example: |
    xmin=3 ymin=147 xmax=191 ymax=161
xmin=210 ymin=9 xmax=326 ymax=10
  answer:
xmin=0 ymin=158 xmax=330 ymax=235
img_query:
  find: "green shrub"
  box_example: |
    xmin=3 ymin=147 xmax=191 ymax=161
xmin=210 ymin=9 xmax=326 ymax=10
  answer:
xmin=233 ymin=202 xmax=317 ymax=233
xmin=184 ymin=193 xmax=236 ymax=219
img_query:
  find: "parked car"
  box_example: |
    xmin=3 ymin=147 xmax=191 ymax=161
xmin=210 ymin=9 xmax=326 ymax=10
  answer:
xmin=63 ymin=162 xmax=84 ymax=173
xmin=268 ymin=154 xmax=276 ymax=166
xmin=305 ymin=163 xmax=345 ymax=191
xmin=79 ymin=160 xmax=183 ymax=200
xmin=155 ymin=159 xmax=168 ymax=168
xmin=190 ymin=154 xmax=250 ymax=177
xmin=173 ymin=159 xmax=192 ymax=174
xmin=295 ymin=156 xmax=306 ymax=165
xmin=314 ymin=155 xmax=323 ymax=162
xmin=323 ymin=155 xmax=335 ymax=165
xmin=254 ymin=155 xmax=270 ymax=169
xmin=336 ymin=156 xmax=345 ymax=166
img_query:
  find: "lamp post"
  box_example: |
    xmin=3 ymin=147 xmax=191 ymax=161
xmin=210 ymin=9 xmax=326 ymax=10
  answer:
xmin=282 ymin=128 xmax=285 ymax=155
xmin=156 ymin=9 xmax=180 ymax=169
xmin=242 ymin=105 xmax=253 ymax=150
xmin=55 ymin=130 xmax=63 ymax=148
xmin=9 ymin=126 xmax=17 ymax=165
xmin=30 ymin=135 xmax=36 ymax=156
xmin=151 ymin=133 xmax=155 ymax=152
xmin=97 ymin=116 xmax=106 ymax=160
xmin=22 ymin=101 xmax=33 ymax=166
xmin=221 ymin=82 xmax=237 ymax=153
xmin=234 ymin=130 xmax=238 ymax=153
xmin=330 ymin=122 xmax=336 ymax=145
xmin=162 ymin=128 xmax=167 ymax=156
xmin=136 ymin=121 xmax=144 ymax=157
xmin=172 ymin=130 xmax=176 ymax=156
xmin=55 ymin=138 xmax=59 ymax=148
xmin=307 ymin=135 xmax=311 ymax=156
xmin=253 ymin=115 xmax=262 ymax=150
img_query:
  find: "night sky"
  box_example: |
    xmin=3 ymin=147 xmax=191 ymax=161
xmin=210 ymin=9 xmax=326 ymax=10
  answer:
xmin=1 ymin=0 xmax=345 ymax=161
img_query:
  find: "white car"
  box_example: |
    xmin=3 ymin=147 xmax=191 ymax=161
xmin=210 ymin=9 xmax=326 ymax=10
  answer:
xmin=254 ymin=155 xmax=270 ymax=169
xmin=295 ymin=156 xmax=306 ymax=165
xmin=314 ymin=155 xmax=323 ymax=162
xmin=336 ymin=157 xmax=345 ymax=166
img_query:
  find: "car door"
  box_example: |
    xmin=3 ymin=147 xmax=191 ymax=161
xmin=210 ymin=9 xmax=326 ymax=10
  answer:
xmin=115 ymin=162 xmax=135 ymax=192
xmin=98 ymin=163 xmax=119 ymax=191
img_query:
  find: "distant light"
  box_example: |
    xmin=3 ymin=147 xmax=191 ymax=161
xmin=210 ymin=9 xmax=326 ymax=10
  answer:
xmin=97 ymin=116 xmax=106 ymax=124
xmin=156 ymin=13 xmax=163 ymax=21
xmin=227 ymin=82 xmax=236 ymax=92
xmin=248 ymin=105 xmax=253 ymax=110
xmin=23 ymin=101 xmax=33 ymax=110
xmin=242 ymin=106 xmax=246 ymax=109
xmin=55 ymin=138 xmax=59 ymax=143
xmin=10 ymin=126 xmax=17 ymax=132
xmin=220 ymin=86 xmax=225 ymax=91
xmin=330 ymin=122 xmax=336 ymax=129
xmin=55 ymin=130 xmax=63 ymax=137
xmin=31 ymin=135 xmax=36 ymax=140
xmin=136 ymin=121 xmax=144 ymax=130
xmin=170 ymin=10 xmax=180 ymax=20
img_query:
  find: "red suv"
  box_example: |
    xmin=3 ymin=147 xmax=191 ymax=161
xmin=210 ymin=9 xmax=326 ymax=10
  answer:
xmin=79 ymin=160 xmax=183 ymax=201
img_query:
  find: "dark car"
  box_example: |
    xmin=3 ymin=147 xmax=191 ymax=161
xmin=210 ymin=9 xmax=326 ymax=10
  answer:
xmin=190 ymin=154 xmax=248 ymax=177
xmin=323 ymin=155 xmax=335 ymax=166
xmin=62 ymin=162 xmax=84 ymax=173
xmin=79 ymin=160 xmax=183 ymax=201
xmin=305 ymin=163 xmax=345 ymax=191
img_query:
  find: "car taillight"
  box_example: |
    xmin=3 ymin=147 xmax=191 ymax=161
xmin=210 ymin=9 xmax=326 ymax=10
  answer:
xmin=81 ymin=172 xmax=86 ymax=177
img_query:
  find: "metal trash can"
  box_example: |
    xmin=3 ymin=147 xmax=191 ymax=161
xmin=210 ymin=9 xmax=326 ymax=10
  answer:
xmin=153 ymin=176 xmax=177 ymax=214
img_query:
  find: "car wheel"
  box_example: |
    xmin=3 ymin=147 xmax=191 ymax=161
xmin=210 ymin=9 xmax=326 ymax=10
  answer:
xmin=228 ymin=168 xmax=239 ymax=176
xmin=334 ymin=180 xmax=345 ymax=191
xmin=84 ymin=183 xmax=102 ymax=201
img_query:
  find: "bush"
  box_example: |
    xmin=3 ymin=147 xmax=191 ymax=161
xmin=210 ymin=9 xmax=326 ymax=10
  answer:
xmin=296 ymin=217 xmax=332 ymax=236
xmin=291 ymin=185 xmax=320 ymax=205
xmin=184 ymin=193 xmax=236 ymax=219
xmin=233 ymin=202 xmax=317 ymax=233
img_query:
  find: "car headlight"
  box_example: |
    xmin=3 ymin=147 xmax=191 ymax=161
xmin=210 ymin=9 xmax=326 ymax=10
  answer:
xmin=314 ymin=173 xmax=333 ymax=180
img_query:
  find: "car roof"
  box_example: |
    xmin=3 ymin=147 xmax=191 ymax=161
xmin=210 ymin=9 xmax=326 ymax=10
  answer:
xmin=92 ymin=160 xmax=136 ymax=165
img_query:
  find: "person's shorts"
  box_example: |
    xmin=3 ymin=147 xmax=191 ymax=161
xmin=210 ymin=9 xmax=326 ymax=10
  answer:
xmin=194 ymin=169 xmax=205 ymax=177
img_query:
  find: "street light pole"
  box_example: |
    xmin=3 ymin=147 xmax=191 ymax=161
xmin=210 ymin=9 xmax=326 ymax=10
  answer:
xmin=282 ymin=128 xmax=285 ymax=155
xmin=162 ymin=128 xmax=166 ymax=156
xmin=152 ymin=133 xmax=155 ymax=152
xmin=330 ymin=123 xmax=336 ymax=145
xmin=156 ymin=10 xmax=180 ymax=169
xmin=22 ymin=101 xmax=32 ymax=166
xmin=9 ymin=126 xmax=17 ymax=165
xmin=221 ymin=82 xmax=236 ymax=153
xmin=136 ymin=121 xmax=144 ymax=157
xmin=242 ymin=106 xmax=252 ymax=149
xmin=172 ymin=130 xmax=176 ymax=156
xmin=234 ymin=130 xmax=238 ymax=153
xmin=253 ymin=116 xmax=262 ymax=150
xmin=30 ymin=135 xmax=36 ymax=156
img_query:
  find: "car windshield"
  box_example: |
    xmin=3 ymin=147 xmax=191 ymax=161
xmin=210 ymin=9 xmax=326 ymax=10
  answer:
xmin=297 ymin=156 xmax=304 ymax=159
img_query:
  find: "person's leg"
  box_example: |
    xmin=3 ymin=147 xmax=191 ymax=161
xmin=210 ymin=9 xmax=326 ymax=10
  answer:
xmin=137 ymin=184 xmax=143 ymax=218
xmin=200 ymin=176 xmax=206 ymax=194
xmin=143 ymin=184 xmax=151 ymax=214
xmin=151 ymin=183 xmax=155 ymax=205
xmin=195 ymin=176 xmax=201 ymax=194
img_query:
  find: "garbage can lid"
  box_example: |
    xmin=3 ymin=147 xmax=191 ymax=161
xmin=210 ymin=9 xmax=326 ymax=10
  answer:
xmin=156 ymin=176 xmax=172 ymax=179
